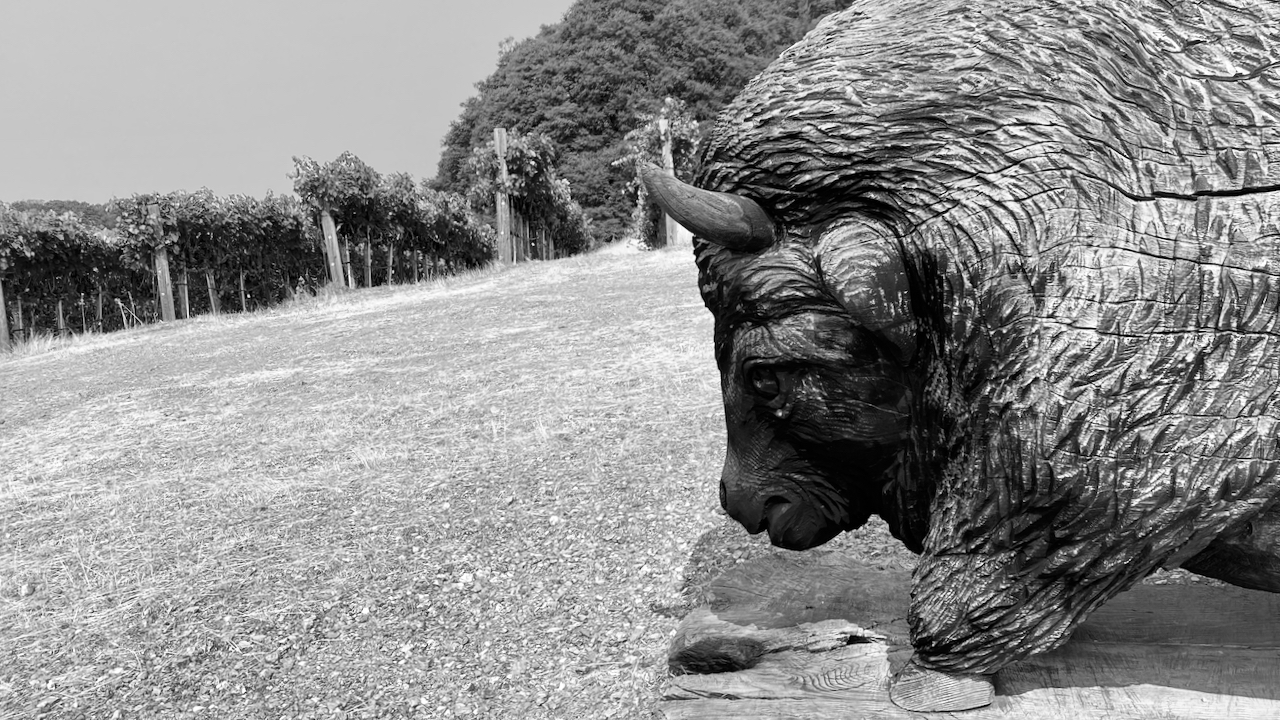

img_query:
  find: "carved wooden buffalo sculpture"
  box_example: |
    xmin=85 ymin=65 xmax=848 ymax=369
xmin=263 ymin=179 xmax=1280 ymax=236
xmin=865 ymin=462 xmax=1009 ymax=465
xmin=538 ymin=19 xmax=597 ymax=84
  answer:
xmin=643 ymin=0 xmax=1280 ymax=710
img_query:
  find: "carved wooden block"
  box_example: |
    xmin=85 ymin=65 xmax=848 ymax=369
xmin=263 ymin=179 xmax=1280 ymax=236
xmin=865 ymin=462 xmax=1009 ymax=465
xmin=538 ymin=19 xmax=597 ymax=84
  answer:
xmin=660 ymin=554 xmax=1280 ymax=719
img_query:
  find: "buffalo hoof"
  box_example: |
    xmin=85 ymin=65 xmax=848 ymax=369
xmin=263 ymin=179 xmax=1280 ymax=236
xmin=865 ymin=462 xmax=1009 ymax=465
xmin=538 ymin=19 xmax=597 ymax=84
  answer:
xmin=889 ymin=659 xmax=994 ymax=712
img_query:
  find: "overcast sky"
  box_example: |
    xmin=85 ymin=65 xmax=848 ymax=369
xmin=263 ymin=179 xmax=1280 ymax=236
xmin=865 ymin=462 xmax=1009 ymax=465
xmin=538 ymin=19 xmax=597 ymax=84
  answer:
xmin=0 ymin=0 xmax=576 ymax=203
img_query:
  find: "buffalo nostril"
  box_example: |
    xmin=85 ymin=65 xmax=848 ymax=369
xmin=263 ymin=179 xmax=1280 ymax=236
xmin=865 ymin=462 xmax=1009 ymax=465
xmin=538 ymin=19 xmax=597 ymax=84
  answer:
xmin=763 ymin=495 xmax=791 ymax=525
xmin=719 ymin=480 xmax=728 ymax=510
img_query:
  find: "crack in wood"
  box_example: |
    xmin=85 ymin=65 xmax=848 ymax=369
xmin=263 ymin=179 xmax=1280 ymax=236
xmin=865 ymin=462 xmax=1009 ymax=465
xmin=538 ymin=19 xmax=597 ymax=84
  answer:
xmin=1153 ymin=182 xmax=1280 ymax=200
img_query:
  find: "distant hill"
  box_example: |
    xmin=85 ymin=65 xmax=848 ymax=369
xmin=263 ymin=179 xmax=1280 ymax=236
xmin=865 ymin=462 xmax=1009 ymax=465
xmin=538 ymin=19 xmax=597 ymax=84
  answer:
xmin=432 ymin=0 xmax=852 ymax=243
xmin=10 ymin=199 xmax=117 ymax=229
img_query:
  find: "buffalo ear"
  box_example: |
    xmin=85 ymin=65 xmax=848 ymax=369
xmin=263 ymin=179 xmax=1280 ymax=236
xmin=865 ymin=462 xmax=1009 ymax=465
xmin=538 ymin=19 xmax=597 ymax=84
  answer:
xmin=639 ymin=163 xmax=777 ymax=252
xmin=816 ymin=227 xmax=917 ymax=362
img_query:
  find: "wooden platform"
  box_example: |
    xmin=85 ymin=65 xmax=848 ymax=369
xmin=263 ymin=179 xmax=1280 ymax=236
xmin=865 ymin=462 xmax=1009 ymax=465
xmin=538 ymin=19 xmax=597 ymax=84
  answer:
xmin=659 ymin=553 xmax=1280 ymax=719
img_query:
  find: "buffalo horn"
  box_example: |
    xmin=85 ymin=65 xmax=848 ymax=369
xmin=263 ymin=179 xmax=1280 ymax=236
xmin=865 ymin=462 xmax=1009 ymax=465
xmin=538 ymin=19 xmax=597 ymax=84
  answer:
xmin=640 ymin=164 xmax=776 ymax=252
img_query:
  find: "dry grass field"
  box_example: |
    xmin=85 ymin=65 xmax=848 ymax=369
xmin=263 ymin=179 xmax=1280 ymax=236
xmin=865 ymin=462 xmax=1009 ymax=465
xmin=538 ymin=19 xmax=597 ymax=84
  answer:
xmin=0 ymin=245 xmax=913 ymax=719
xmin=2 ymin=241 xmax=1223 ymax=720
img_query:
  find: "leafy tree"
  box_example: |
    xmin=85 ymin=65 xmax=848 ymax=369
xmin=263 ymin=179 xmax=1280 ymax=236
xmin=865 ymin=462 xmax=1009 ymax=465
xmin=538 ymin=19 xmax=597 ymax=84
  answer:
xmin=433 ymin=0 xmax=854 ymax=242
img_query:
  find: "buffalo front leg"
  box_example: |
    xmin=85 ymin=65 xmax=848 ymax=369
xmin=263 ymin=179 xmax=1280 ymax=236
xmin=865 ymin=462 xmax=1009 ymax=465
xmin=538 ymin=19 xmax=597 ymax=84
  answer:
xmin=891 ymin=551 xmax=1101 ymax=712
xmin=889 ymin=553 xmax=1024 ymax=711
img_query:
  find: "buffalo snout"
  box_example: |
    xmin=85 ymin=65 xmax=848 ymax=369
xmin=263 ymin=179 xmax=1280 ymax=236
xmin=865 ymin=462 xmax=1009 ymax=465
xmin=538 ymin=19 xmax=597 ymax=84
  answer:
xmin=720 ymin=475 xmax=841 ymax=551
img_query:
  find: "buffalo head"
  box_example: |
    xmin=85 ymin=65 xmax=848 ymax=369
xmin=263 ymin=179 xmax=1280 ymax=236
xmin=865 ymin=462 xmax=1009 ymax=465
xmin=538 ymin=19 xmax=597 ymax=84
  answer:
xmin=643 ymin=167 xmax=946 ymax=552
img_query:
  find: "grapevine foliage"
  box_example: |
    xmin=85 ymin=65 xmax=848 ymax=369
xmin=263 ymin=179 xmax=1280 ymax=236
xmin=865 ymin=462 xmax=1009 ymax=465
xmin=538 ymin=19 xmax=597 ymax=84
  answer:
xmin=462 ymin=130 xmax=593 ymax=257
xmin=614 ymin=97 xmax=701 ymax=248
xmin=1 ymin=201 xmax=145 ymax=333
xmin=2 ymin=151 xmax=495 ymax=343
xmin=292 ymin=154 xmax=493 ymax=283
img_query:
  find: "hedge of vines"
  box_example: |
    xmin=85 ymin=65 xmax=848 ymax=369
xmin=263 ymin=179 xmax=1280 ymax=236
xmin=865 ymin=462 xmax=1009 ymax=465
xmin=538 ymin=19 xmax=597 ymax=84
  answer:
xmin=1 ymin=157 xmax=495 ymax=343
xmin=0 ymin=205 xmax=148 ymax=335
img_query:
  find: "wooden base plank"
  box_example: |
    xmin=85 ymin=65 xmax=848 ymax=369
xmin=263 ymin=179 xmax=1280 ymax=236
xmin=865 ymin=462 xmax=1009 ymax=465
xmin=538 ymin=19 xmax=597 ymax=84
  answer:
xmin=660 ymin=552 xmax=1280 ymax=719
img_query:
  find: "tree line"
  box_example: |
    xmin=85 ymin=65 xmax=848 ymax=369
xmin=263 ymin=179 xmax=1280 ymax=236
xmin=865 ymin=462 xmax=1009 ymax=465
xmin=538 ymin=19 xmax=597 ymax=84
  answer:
xmin=432 ymin=0 xmax=854 ymax=243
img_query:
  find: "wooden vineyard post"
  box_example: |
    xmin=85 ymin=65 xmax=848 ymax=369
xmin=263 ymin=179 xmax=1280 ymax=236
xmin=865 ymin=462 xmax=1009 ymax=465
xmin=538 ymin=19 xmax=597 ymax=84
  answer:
xmin=494 ymin=127 xmax=513 ymax=264
xmin=511 ymin=205 xmax=522 ymax=262
xmin=239 ymin=270 xmax=247 ymax=312
xmin=56 ymin=299 xmax=66 ymax=336
xmin=386 ymin=242 xmax=395 ymax=285
xmin=177 ymin=269 xmax=190 ymax=319
xmin=205 ymin=269 xmax=219 ymax=315
xmin=514 ymin=208 xmax=524 ymax=258
xmin=511 ymin=203 xmax=518 ymax=261
xmin=658 ymin=117 xmax=690 ymax=248
xmin=512 ymin=207 xmax=520 ymax=261
xmin=147 ymin=203 xmax=177 ymax=323
xmin=0 ymin=268 xmax=9 ymax=351
xmin=342 ymin=237 xmax=355 ymax=288
xmin=363 ymin=233 xmax=372 ymax=288
xmin=178 ymin=269 xmax=189 ymax=318
xmin=155 ymin=248 xmax=176 ymax=322
xmin=520 ymin=213 xmax=531 ymax=261
xmin=318 ymin=209 xmax=345 ymax=286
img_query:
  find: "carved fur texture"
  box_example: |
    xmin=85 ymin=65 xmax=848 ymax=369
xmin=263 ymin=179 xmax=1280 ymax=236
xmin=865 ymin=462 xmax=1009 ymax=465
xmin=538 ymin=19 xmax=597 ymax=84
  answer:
xmin=691 ymin=0 xmax=1280 ymax=675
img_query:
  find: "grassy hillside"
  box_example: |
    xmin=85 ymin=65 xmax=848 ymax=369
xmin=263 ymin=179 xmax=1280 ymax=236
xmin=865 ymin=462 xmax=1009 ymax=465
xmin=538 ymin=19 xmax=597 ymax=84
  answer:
xmin=0 ymin=246 xmax=913 ymax=718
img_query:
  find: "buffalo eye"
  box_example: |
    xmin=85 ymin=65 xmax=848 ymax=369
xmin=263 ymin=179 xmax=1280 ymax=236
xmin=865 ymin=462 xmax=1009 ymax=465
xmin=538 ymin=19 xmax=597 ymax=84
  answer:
xmin=746 ymin=365 xmax=782 ymax=401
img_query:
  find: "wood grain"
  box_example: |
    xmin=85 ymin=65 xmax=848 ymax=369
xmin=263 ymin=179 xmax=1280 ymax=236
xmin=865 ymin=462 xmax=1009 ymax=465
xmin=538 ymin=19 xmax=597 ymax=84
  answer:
xmin=660 ymin=554 xmax=1280 ymax=719
xmin=889 ymin=661 xmax=994 ymax=712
